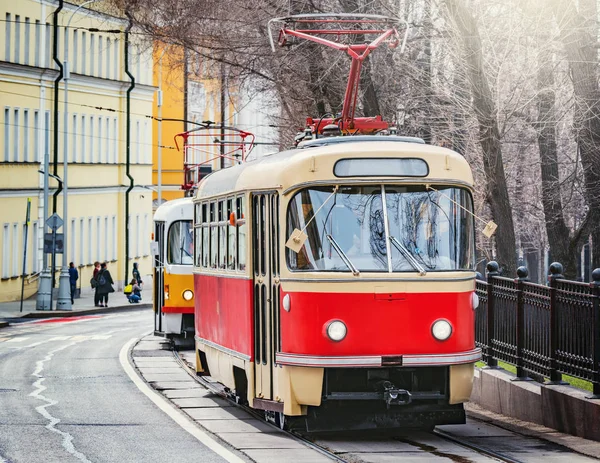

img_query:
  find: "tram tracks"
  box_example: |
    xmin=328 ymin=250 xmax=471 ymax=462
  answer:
xmin=171 ymin=349 xmax=522 ymax=463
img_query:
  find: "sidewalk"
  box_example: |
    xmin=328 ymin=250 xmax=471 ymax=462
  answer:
xmin=0 ymin=290 xmax=151 ymax=326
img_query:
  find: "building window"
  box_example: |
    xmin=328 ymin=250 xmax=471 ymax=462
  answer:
xmin=90 ymin=34 xmax=95 ymax=75
xmin=22 ymin=224 xmax=28 ymax=274
xmin=14 ymin=15 xmax=20 ymax=64
xmin=79 ymin=218 xmax=84 ymax=266
xmin=113 ymin=118 xmax=118 ymax=163
xmin=104 ymin=216 xmax=109 ymax=262
xmin=135 ymin=120 xmax=140 ymax=163
xmin=104 ymin=118 xmax=109 ymax=164
xmin=96 ymin=217 xmax=101 ymax=261
xmin=44 ymin=110 xmax=50 ymax=160
xmin=73 ymin=29 xmax=78 ymax=73
xmin=81 ymin=31 xmax=87 ymax=74
xmin=98 ymin=117 xmax=103 ymax=163
xmin=5 ymin=14 xmax=11 ymax=62
xmin=23 ymin=109 xmax=29 ymax=162
xmin=35 ymin=20 xmax=40 ymax=67
xmin=72 ymin=114 xmax=77 ymax=162
xmin=34 ymin=110 xmax=39 ymax=162
xmin=87 ymin=217 xmax=92 ymax=264
xmin=32 ymin=221 xmax=39 ymax=274
xmin=3 ymin=107 xmax=9 ymax=162
xmin=12 ymin=223 xmax=18 ymax=277
xmin=89 ymin=116 xmax=94 ymax=162
xmin=13 ymin=108 xmax=20 ymax=162
xmin=2 ymin=224 xmax=9 ymax=278
xmin=113 ymin=39 xmax=119 ymax=80
xmin=98 ymin=36 xmax=103 ymax=78
xmin=135 ymin=214 xmax=140 ymax=257
xmin=143 ymin=214 xmax=149 ymax=255
xmin=112 ymin=215 xmax=117 ymax=260
xmin=81 ymin=115 xmax=86 ymax=162
xmin=70 ymin=219 xmax=75 ymax=265
xmin=24 ymin=18 xmax=30 ymax=65
xmin=45 ymin=23 xmax=51 ymax=69
xmin=143 ymin=121 xmax=149 ymax=163
xmin=106 ymin=37 xmax=111 ymax=78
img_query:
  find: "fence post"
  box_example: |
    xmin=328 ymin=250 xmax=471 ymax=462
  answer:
xmin=514 ymin=266 xmax=530 ymax=381
xmin=547 ymin=262 xmax=568 ymax=385
xmin=590 ymin=268 xmax=600 ymax=398
xmin=485 ymin=261 xmax=499 ymax=368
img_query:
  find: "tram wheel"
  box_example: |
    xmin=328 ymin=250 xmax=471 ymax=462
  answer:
xmin=274 ymin=412 xmax=286 ymax=430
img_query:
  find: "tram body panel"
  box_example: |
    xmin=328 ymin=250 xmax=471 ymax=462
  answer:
xmin=277 ymin=286 xmax=475 ymax=357
xmin=194 ymin=273 xmax=254 ymax=358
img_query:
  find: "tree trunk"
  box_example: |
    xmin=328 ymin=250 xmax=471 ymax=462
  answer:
xmin=444 ymin=0 xmax=517 ymax=276
xmin=550 ymin=0 xmax=600 ymax=271
xmin=534 ymin=42 xmax=578 ymax=278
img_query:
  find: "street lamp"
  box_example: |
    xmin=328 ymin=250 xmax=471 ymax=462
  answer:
xmin=56 ymin=0 xmax=104 ymax=310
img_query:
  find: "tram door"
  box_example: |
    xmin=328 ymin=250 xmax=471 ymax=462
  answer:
xmin=154 ymin=221 xmax=165 ymax=334
xmin=252 ymin=193 xmax=281 ymax=401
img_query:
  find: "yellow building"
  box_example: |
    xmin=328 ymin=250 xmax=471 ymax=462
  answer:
xmin=152 ymin=43 xmax=185 ymax=206
xmin=0 ymin=0 xmax=155 ymax=303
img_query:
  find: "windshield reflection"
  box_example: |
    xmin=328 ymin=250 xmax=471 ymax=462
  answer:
xmin=286 ymin=185 xmax=474 ymax=272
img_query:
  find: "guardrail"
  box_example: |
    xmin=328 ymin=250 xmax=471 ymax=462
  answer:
xmin=475 ymin=261 xmax=600 ymax=398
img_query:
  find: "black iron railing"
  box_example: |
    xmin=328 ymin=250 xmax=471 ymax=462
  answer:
xmin=475 ymin=261 xmax=600 ymax=398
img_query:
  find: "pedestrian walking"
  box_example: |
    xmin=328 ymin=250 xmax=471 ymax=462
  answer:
xmin=68 ymin=262 xmax=79 ymax=304
xmin=92 ymin=261 xmax=101 ymax=306
xmin=132 ymin=262 xmax=142 ymax=287
xmin=96 ymin=262 xmax=115 ymax=307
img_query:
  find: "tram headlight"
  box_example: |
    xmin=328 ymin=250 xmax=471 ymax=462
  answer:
xmin=431 ymin=319 xmax=453 ymax=341
xmin=183 ymin=289 xmax=194 ymax=301
xmin=325 ymin=320 xmax=347 ymax=342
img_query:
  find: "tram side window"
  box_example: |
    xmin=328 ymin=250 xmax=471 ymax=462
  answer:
xmin=227 ymin=198 xmax=236 ymax=270
xmin=201 ymin=203 xmax=209 ymax=268
xmin=210 ymin=202 xmax=217 ymax=268
xmin=237 ymin=195 xmax=246 ymax=271
xmin=219 ymin=200 xmax=227 ymax=269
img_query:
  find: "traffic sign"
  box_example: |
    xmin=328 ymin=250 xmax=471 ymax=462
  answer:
xmin=43 ymin=233 xmax=64 ymax=253
xmin=47 ymin=213 xmax=63 ymax=231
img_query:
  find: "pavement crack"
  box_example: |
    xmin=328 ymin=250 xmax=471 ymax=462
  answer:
xmin=29 ymin=341 xmax=93 ymax=463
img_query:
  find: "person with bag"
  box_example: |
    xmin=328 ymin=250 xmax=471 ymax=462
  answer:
xmin=91 ymin=261 xmax=101 ymax=307
xmin=96 ymin=262 xmax=115 ymax=307
xmin=125 ymin=278 xmax=142 ymax=303
xmin=132 ymin=262 xmax=142 ymax=287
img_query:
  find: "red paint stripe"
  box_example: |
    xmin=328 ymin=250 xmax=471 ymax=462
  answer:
xmin=31 ymin=315 xmax=103 ymax=324
xmin=162 ymin=306 xmax=194 ymax=314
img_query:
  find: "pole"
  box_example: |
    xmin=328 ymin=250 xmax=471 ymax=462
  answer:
xmin=20 ymin=198 xmax=31 ymax=313
xmin=220 ymin=60 xmax=226 ymax=169
xmin=56 ymin=26 xmax=72 ymax=310
xmin=157 ymin=52 xmax=163 ymax=208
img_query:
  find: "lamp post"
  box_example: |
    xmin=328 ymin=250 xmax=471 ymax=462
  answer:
xmin=56 ymin=0 xmax=103 ymax=309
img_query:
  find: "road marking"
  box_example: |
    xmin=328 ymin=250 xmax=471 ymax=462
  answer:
xmin=119 ymin=338 xmax=245 ymax=463
xmin=49 ymin=336 xmax=71 ymax=341
xmin=29 ymin=341 xmax=93 ymax=463
xmin=5 ymin=337 xmax=29 ymax=343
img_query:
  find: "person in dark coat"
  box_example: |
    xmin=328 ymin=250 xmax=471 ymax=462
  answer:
xmin=96 ymin=262 xmax=115 ymax=307
xmin=93 ymin=261 xmax=101 ymax=306
xmin=68 ymin=262 xmax=79 ymax=304
xmin=132 ymin=262 xmax=142 ymax=286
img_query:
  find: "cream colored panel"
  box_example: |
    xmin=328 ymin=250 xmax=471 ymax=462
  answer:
xmin=280 ymin=277 xmax=475 ymax=294
xmin=449 ymin=363 xmax=475 ymax=404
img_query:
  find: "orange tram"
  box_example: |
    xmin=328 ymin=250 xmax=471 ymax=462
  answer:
xmin=192 ymin=135 xmax=480 ymax=431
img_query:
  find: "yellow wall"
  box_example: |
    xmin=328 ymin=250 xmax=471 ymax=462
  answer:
xmin=152 ymin=43 xmax=186 ymax=205
xmin=0 ymin=0 xmax=155 ymax=302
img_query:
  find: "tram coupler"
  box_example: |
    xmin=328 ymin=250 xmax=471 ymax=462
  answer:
xmin=379 ymin=380 xmax=411 ymax=408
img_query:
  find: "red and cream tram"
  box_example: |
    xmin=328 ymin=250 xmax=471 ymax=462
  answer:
xmin=193 ymin=136 xmax=480 ymax=431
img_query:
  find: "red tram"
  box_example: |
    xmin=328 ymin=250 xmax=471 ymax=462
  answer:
xmin=192 ymin=136 xmax=480 ymax=431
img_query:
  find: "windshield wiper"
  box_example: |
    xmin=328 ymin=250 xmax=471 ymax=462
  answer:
xmin=389 ymin=236 xmax=426 ymax=276
xmin=326 ymin=234 xmax=360 ymax=276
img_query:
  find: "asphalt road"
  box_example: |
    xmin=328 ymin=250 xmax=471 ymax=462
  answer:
xmin=0 ymin=310 xmax=229 ymax=463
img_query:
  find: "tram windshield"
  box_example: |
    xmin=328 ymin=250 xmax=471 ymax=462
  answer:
xmin=286 ymin=185 xmax=474 ymax=272
xmin=167 ymin=220 xmax=194 ymax=265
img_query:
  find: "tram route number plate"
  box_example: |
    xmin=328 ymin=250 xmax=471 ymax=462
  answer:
xmin=285 ymin=228 xmax=308 ymax=253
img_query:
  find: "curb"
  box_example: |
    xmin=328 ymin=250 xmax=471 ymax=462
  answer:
xmin=0 ymin=303 xmax=152 ymax=327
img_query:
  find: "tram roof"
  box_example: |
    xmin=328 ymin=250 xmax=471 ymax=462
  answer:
xmin=153 ymin=197 xmax=193 ymax=222
xmin=195 ymin=137 xmax=473 ymax=200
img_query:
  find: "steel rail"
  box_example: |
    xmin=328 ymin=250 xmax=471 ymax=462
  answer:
xmin=171 ymin=350 xmax=346 ymax=463
xmin=170 ymin=349 xmax=525 ymax=463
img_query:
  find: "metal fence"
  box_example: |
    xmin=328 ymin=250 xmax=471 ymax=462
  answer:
xmin=475 ymin=261 xmax=600 ymax=397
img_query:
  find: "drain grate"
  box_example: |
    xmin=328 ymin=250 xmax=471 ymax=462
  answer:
xmin=0 ymin=388 xmax=17 ymax=392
